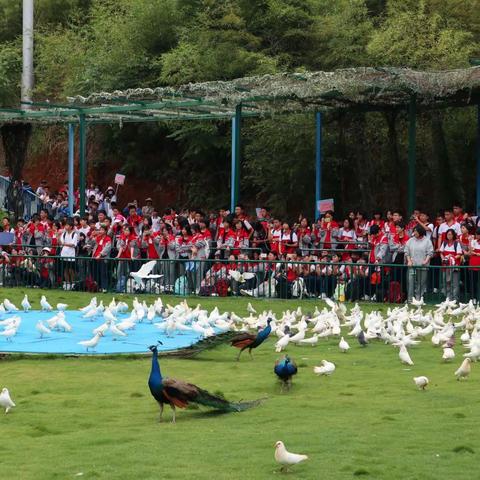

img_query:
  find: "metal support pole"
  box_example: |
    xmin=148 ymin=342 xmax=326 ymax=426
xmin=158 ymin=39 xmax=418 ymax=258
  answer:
xmin=476 ymin=105 xmax=480 ymax=215
xmin=21 ymin=0 xmax=34 ymax=110
xmin=315 ymin=112 xmax=322 ymax=220
xmin=78 ymin=114 xmax=87 ymax=214
xmin=68 ymin=124 xmax=75 ymax=214
xmin=407 ymin=95 xmax=417 ymax=216
xmin=230 ymin=104 xmax=241 ymax=212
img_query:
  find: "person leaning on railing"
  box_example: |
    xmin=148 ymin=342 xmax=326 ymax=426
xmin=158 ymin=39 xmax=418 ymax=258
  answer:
xmin=405 ymin=224 xmax=434 ymax=303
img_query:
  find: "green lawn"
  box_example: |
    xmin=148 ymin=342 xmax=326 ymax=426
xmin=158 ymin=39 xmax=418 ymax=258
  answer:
xmin=0 ymin=289 xmax=478 ymax=479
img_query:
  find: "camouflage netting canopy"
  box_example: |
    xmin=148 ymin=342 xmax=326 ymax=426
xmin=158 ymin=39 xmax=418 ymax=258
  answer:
xmin=68 ymin=66 xmax=480 ymax=117
xmin=0 ymin=67 xmax=479 ymax=124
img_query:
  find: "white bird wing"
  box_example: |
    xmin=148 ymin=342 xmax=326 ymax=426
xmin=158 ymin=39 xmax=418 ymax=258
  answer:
xmin=229 ymin=270 xmax=241 ymax=281
xmin=243 ymin=272 xmax=256 ymax=280
xmin=131 ymin=261 xmax=157 ymax=279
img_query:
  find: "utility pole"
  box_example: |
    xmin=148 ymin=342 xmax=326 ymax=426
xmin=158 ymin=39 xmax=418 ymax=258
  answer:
xmin=22 ymin=0 xmax=34 ymax=110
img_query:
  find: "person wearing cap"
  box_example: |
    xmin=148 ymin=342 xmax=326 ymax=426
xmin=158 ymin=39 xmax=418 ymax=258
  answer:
xmin=142 ymin=198 xmax=154 ymax=217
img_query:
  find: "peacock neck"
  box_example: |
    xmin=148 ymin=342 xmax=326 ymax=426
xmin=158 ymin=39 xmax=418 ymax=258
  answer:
xmin=151 ymin=349 xmax=163 ymax=383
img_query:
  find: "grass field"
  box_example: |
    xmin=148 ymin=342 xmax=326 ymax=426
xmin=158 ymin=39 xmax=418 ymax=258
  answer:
xmin=0 ymin=289 xmax=478 ymax=479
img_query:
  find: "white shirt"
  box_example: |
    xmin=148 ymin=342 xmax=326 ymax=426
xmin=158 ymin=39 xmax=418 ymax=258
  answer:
xmin=60 ymin=231 xmax=78 ymax=259
xmin=438 ymin=221 xmax=461 ymax=240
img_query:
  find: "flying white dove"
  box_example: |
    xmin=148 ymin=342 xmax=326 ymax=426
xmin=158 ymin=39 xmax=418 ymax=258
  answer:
xmin=21 ymin=295 xmax=31 ymax=312
xmin=338 ymin=337 xmax=350 ymax=353
xmin=0 ymin=387 xmax=15 ymax=413
xmin=455 ymin=358 xmax=472 ymax=380
xmin=413 ymin=376 xmax=429 ymax=390
xmin=313 ymin=360 xmax=336 ymax=376
xmin=399 ymin=345 xmax=414 ymax=366
xmin=229 ymin=270 xmax=256 ymax=284
xmin=274 ymin=441 xmax=308 ymax=472
xmin=442 ymin=347 xmax=455 ymax=362
xmin=40 ymin=296 xmax=53 ymax=311
xmin=3 ymin=299 xmax=18 ymax=312
xmin=129 ymin=260 xmax=163 ymax=288
xmin=78 ymin=332 xmax=104 ymax=351
xmin=36 ymin=320 xmax=51 ymax=338
xmin=56 ymin=303 xmax=68 ymax=311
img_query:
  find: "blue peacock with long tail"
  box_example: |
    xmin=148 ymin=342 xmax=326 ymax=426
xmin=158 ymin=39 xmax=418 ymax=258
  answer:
xmin=230 ymin=318 xmax=272 ymax=360
xmin=148 ymin=342 xmax=262 ymax=423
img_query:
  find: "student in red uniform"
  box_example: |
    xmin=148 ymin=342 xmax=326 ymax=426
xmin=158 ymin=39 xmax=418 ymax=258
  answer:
xmin=338 ymin=218 xmax=357 ymax=261
xmin=92 ymin=225 xmax=112 ymax=292
xmin=389 ymin=221 xmax=409 ymax=293
xmin=279 ymin=223 xmax=298 ymax=257
xmin=439 ymin=229 xmax=463 ymax=301
xmin=318 ymin=211 xmax=339 ymax=249
xmin=115 ymin=225 xmax=137 ymax=292
xmin=231 ymin=220 xmax=249 ymax=256
xmin=468 ymin=228 xmax=480 ymax=300
xmin=437 ymin=209 xmax=461 ymax=249
xmin=268 ymin=219 xmax=282 ymax=254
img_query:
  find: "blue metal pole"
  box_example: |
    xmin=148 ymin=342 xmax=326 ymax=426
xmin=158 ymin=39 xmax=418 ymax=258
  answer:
xmin=78 ymin=114 xmax=87 ymax=214
xmin=230 ymin=105 xmax=241 ymax=212
xmin=315 ymin=112 xmax=322 ymax=220
xmin=476 ymin=105 xmax=480 ymax=215
xmin=68 ymin=123 xmax=74 ymax=215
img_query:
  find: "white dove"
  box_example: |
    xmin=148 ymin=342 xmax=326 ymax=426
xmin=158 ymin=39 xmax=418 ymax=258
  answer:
xmin=247 ymin=302 xmax=257 ymax=314
xmin=399 ymin=345 xmax=414 ymax=366
xmin=40 ymin=296 xmax=53 ymax=311
xmin=275 ymin=334 xmax=290 ymax=353
xmin=442 ymin=347 xmax=455 ymax=362
xmin=79 ymin=297 xmax=97 ymax=312
xmin=56 ymin=314 xmax=72 ymax=333
xmin=36 ymin=320 xmax=51 ymax=338
xmin=274 ymin=441 xmax=308 ymax=472
xmin=3 ymin=299 xmax=18 ymax=312
xmin=229 ymin=270 xmax=256 ymax=284
xmin=56 ymin=303 xmax=68 ymax=311
xmin=46 ymin=314 xmax=59 ymax=330
xmin=313 ymin=360 xmax=336 ymax=376
xmin=298 ymin=335 xmax=318 ymax=346
xmin=103 ymin=308 xmax=117 ymax=324
xmin=147 ymin=305 xmax=155 ymax=323
xmin=455 ymin=358 xmax=471 ymax=380
xmin=109 ymin=321 xmax=127 ymax=339
xmin=0 ymin=387 xmax=15 ymax=413
xmin=413 ymin=376 xmax=429 ymax=390
xmin=0 ymin=327 xmax=17 ymax=341
xmin=78 ymin=332 xmax=104 ymax=351
xmin=338 ymin=337 xmax=350 ymax=353
xmin=21 ymin=295 xmax=31 ymax=312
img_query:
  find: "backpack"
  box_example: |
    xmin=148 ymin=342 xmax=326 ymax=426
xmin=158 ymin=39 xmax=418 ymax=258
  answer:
xmin=174 ymin=275 xmax=188 ymax=295
xmin=276 ymin=275 xmax=292 ymax=299
xmin=215 ymin=279 xmax=229 ymax=297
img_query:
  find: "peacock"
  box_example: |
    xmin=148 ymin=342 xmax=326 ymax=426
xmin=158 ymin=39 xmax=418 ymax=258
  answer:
xmin=230 ymin=318 xmax=272 ymax=360
xmin=148 ymin=342 xmax=262 ymax=423
xmin=274 ymin=355 xmax=297 ymax=391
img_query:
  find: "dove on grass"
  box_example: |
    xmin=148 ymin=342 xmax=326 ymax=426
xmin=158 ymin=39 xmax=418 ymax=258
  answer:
xmin=274 ymin=441 xmax=308 ymax=473
xmin=313 ymin=360 xmax=336 ymax=376
xmin=413 ymin=376 xmax=429 ymax=390
xmin=339 ymin=337 xmax=350 ymax=353
xmin=455 ymin=358 xmax=471 ymax=380
xmin=0 ymin=387 xmax=15 ymax=413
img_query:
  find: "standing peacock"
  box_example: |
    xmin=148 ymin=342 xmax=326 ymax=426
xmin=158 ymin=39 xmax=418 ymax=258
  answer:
xmin=148 ymin=343 xmax=262 ymax=423
xmin=274 ymin=355 xmax=298 ymax=391
xmin=230 ymin=318 xmax=272 ymax=360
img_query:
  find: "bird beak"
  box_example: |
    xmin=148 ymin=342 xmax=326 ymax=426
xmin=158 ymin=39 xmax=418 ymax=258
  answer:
xmin=157 ymin=340 xmax=163 ymax=345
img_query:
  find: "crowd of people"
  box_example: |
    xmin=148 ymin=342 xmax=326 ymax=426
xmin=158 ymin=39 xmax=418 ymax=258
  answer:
xmin=1 ymin=181 xmax=480 ymax=303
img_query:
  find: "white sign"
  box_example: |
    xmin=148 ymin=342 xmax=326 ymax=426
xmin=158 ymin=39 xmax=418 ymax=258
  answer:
xmin=114 ymin=173 xmax=125 ymax=185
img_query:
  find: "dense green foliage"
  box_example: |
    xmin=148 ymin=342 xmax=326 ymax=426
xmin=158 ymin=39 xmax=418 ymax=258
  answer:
xmin=0 ymin=289 xmax=479 ymax=479
xmin=0 ymin=0 xmax=480 ymax=216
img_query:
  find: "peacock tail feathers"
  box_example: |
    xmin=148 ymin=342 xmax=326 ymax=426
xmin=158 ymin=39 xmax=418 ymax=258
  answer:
xmin=193 ymin=388 xmax=263 ymax=412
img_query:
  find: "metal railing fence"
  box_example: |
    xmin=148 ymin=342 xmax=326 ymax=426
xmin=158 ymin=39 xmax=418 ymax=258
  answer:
xmin=0 ymin=255 xmax=478 ymax=303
